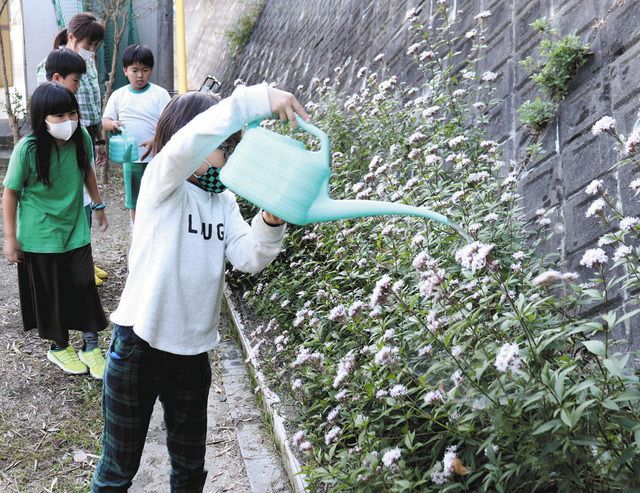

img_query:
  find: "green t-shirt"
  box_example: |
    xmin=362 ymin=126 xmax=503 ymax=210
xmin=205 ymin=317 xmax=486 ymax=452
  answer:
xmin=2 ymin=128 xmax=93 ymax=253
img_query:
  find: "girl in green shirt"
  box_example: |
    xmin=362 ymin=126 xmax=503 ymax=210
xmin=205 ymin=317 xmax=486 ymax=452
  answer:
xmin=2 ymin=82 xmax=109 ymax=379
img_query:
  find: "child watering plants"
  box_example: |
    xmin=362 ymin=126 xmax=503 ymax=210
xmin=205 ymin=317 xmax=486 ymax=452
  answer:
xmin=91 ymin=83 xmax=308 ymax=491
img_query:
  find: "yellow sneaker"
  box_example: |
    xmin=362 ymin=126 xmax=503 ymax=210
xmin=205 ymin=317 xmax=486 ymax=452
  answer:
xmin=78 ymin=348 xmax=106 ymax=380
xmin=94 ymin=265 xmax=108 ymax=279
xmin=47 ymin=346 xmax=88 ymax=375
xmin=95 ymin=274 xmax=104 ymax=287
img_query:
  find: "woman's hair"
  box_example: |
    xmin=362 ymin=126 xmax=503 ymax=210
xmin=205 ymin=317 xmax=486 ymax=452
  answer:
xmin=153 ymin=92 xmax=242 ymax=155
xmin=122 ymin=44 xmax=154 ymax=69
xmin=45 ymin=49 xmax=86 ymax=80
xmin=29 ymin=82 xmax=91 ymax=187
xmin=53 ymin=13 xmax=105 ymax=49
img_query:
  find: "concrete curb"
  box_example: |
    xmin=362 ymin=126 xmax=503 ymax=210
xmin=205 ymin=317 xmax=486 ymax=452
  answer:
xmin=223 ymin=287 xmax=307 ymax=493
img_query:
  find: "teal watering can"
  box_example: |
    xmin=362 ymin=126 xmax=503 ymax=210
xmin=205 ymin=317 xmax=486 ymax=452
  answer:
xmin=221 ymin=115 xmax=468 ymax=238
xmin=108 ymin=130 xmax=139 ymax=164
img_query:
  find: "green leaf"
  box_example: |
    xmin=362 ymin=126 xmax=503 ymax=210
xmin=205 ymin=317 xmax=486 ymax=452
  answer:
xmin=582 ymin=340 xmax=605 ymax=356
xmin=618 ymin=307 xmax=640 ymax=325
xmin=569 ymin=379 xmax=596 ymax=396
xmin=560 ymin=408 xmax=574 ymax=428
xmin=532 ymin=419 xmax=561 ymax=435
xmin=602 ymin=312 xmax=617 ymax=329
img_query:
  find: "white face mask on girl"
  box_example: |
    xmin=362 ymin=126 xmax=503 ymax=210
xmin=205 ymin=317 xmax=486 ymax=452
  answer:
xmin=78 ymin=48 xmax=94 ymax=60
xmin=47 ymin=119 xmax=78 ymax=141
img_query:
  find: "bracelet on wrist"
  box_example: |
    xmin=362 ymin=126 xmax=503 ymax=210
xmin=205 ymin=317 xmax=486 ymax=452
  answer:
xmin=90 ymin=202 xmax=106 ymax=211
xmin=94 ymin=139 xmax=106 ymax=146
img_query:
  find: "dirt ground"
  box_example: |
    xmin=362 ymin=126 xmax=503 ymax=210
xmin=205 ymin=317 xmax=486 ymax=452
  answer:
xmin=0 ymin=166 xmax=255 ymax=492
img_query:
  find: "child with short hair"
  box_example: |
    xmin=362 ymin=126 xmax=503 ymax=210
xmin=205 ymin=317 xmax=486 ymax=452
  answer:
xmin=2 ymin=82 xmax=109 ymax=379
xmin=42 ymin=48 xmax=109 ymax=287
xmin=102 ymin=44 xmax=171 ymax=223
xmin=44 ymin=48 xmax=86 ymax=93
xmin=91 ymin=84 xmax=308 ymax=491
xmin=36 ymin=13 xmax=106 ymax=153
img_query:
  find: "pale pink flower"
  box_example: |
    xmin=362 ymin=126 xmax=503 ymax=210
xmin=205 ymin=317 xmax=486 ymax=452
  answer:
xmin=326 ymin=406 xmax=341 ymax=423
xmin=585 ymin=198 xmax=606 ymax=218
xmin=291 ymin=430 xmax=305 ymax=447
xmin=374 ymin=346 xmax=399 ymax=366
xmin=335 ymin=389 xmax=348 ymax=402
xmin=370 ymin=275 xmax=393 ymax=307
xmin=580 ymin=248 xmax=608 ymax=268
xmin=348 ymin=301 xmax=365 ymax=318
xmin=495 ymin=343 xmax=522 ymax=372
xmin=425 ymin=154 xmax=442 ymax=165
xmin=328 ymin=305 xmax=347 ymax=322
xmin=418 ymin=345 xmax=433 ymax=356
xmin=382 ymin=447 xmax=402 ymax=467
xmin=532 ymin=270 xmax=563 ymax=286
xmin=448 ymin=136 xmax=466 ymax=148
xmin=409 ymin=131 xmax=427 ymax=144
xmin=325 ymin=426 xmax=341 ymax=445
xmin=411 ymin=233 xmax=425 ymax=247
xmin=481 ymin=71 xmax=497 ymax=82
xmin=563 ymin=272 xmax=579 ymax=282
xmin=389 ymin=384 xmax=408 ymax=398
xmin=455 ymin=241 xmax=495 ymax=273
xmin=333 ymin=350 xmax=356 ymax=388
xmin=412 ymin=252 xmax=432 ymax=271
xmin=626 ymin=129 xmax=640 ymax=154
xmin=591 ymin=116 xmax=616 ymax=136
xmin=620 ymin=217 xmax=639 ymax=231
xmin=585 ymin=179 xmax=604 ymax=196
xmin=475 ymin=10 xmax=491 ymax=20
xmin=613 ymin=244 xmax=632 ymax=262
xmin=424 ymin=390 xmax=443 ymax=405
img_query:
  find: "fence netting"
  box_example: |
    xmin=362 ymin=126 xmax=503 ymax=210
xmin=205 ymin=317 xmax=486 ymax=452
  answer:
xmin=50 ymin=0 xmax=141 ymax=97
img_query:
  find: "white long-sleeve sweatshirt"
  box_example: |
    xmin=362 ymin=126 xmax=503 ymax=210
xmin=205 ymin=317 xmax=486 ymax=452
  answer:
xmin=110 ymin=84 xmax=286 ymax=355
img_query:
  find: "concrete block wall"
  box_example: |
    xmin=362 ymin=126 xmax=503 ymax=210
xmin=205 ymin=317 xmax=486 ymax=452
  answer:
xmin=213 ymin=0 xmax=640 ymax=346
xmin=184 ymin=0 xmax=264 ymax=91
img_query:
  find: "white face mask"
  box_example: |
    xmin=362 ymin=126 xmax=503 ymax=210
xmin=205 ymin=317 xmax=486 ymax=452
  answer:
xmin=46 ymin=119 xmax=78 ymax=141
xmin=78 ymin=48 xmax=94 ymax=60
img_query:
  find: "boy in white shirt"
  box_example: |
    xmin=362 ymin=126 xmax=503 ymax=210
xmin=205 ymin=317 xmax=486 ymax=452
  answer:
xmin=103 ymin=44 xmax=171 ymax=223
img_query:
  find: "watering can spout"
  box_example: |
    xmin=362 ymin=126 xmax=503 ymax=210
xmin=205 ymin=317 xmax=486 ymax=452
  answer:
xmin=307 ymin=197 xmax=450 ymax=226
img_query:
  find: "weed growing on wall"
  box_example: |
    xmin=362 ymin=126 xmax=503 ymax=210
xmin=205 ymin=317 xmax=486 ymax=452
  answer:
xmin=519 ymin=17 xmax=590 ymax=132
xmin=226 ymin=0 xmax=266 ymax=58
xmin=229 ymin=4 xmax=639 ymax=491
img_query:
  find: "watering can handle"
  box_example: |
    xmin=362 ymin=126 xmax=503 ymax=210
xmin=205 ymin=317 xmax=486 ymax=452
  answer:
xmin=294 ymin=114 xmax=330 ymax=166
xmin=246 ymin=115 xmax=331 ymax=167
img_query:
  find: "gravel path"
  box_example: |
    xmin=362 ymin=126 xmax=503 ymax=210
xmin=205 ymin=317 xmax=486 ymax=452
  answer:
xmin=0 ymin=166 xmax=289 ymax=492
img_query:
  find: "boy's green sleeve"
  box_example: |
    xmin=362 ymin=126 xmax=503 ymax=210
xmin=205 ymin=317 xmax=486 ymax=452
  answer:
xmin=2 ymin=138 xmax=32 ymax=191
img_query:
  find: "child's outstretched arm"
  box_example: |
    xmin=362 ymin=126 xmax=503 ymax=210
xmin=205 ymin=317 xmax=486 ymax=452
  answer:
xmin=141 ymin=84 xmax=309 ymax=206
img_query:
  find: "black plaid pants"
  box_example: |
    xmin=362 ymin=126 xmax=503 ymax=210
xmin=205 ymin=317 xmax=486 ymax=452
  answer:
xmin=92 ymin=325 xmax=211 ymax=492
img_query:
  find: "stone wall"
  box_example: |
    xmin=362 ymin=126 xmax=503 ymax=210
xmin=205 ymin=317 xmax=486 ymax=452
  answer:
xmin=184 ymin=0 xmax=263 ymax=91
xmin=210 ymin=0 xmax=640 ymax=345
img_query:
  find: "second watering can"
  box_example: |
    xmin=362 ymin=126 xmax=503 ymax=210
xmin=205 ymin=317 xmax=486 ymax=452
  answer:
xmin=220 ymin=115 xmax=453 ymax=229
xmin=108 ymin=130 xmax=139 ymax=164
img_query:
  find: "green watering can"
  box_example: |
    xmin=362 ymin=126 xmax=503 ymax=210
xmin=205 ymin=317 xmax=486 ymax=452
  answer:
xmin=108 ymin=130 xmax=139 ymax=164
xmin=221 ymin=115 xmax=468 ymax=238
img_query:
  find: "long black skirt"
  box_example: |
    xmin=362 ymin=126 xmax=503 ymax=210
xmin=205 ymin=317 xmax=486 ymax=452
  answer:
xmin=17 ymin=244 xmax=107 ymax=342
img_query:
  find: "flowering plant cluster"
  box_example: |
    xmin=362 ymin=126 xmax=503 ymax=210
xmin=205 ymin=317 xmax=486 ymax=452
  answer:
xmin=229 ymin=5 xmax=640 ymax=491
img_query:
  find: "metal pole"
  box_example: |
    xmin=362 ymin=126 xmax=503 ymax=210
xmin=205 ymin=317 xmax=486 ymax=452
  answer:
xmin=156 ymin=0 xmax=173 ymax=92
xmin=175 ymin=0 xmax=187 ymax=93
